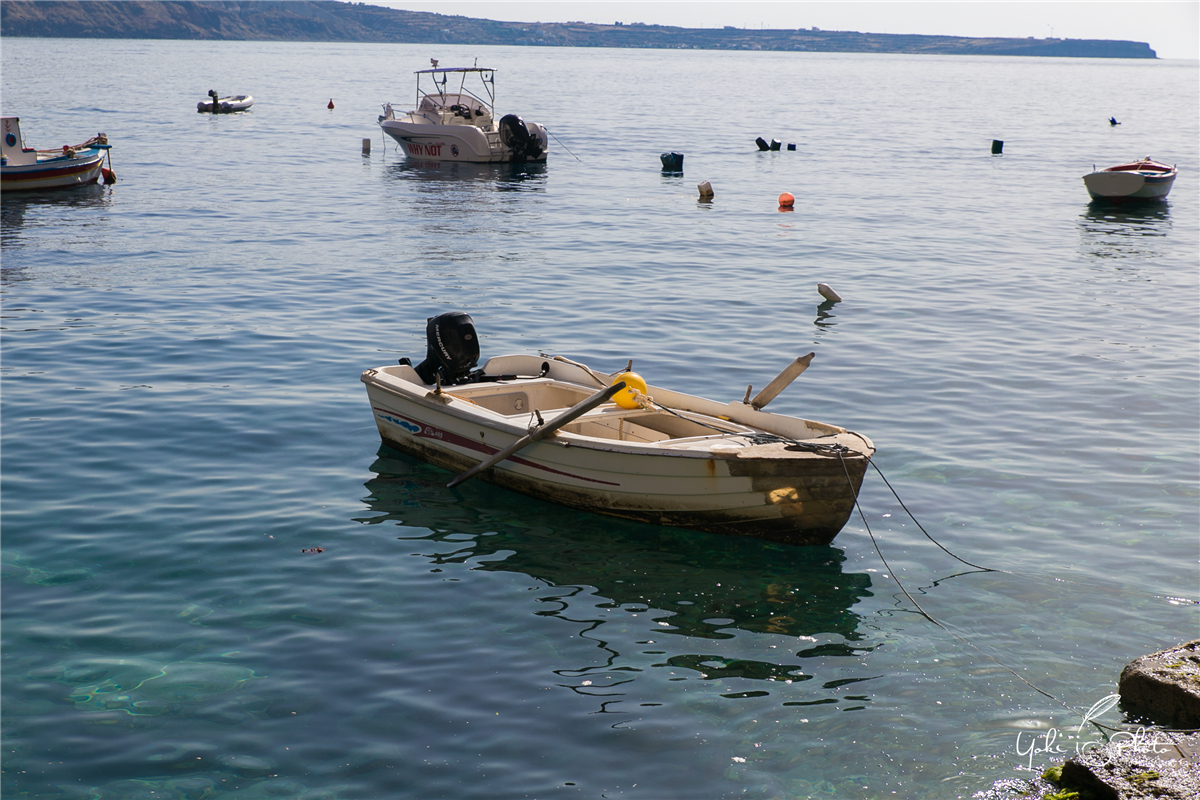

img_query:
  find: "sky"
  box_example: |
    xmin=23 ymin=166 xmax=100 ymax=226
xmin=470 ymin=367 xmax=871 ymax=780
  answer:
xmin=365 ymin=2 xmax=1200 ymax=60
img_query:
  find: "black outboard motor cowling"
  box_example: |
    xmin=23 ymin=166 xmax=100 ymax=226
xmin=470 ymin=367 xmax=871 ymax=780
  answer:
xmin=414 ymin=311 xmax=480 ymax=385
xmin=499 ymin=114 xmax=542 ymax=162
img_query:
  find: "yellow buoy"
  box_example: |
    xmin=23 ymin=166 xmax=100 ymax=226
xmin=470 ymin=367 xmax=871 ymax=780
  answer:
xmin=612 ymin=371 xmax=648 ymax=409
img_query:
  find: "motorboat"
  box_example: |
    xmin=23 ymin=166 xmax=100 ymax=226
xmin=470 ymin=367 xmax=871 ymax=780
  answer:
xmin=1 ymin=116 xmax=113 ymax=192
xmin=197 ymin=92 xmax=254 ymax=113
xmin=1083 ymin=157 xmax=1177 ymax=202
xmin=361 ymin=313 xmax=874 ymax=546
xmin=379 ymin=64 xmax=548 ymax=163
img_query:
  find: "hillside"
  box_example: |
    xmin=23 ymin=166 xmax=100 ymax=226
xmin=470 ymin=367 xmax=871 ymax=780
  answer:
xmin=0 ymin=1 xmax=1157 ymax=59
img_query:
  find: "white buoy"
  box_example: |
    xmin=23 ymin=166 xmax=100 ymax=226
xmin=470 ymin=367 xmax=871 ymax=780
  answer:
xmin=817 ymin=283 xmax=842 ymax=303
xmin=697 ymin=181 xmax=714 ymax=198
xmin=362 ymin=138 xmax=371 ymax=155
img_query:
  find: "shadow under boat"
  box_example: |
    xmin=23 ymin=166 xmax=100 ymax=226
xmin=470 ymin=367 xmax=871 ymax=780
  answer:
xmin=356 ymin=448 xmax=875 ymax=644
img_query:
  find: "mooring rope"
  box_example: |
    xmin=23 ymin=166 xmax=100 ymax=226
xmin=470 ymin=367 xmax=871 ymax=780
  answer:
xmin=837 ymin=451 xmax=1200 ymax=734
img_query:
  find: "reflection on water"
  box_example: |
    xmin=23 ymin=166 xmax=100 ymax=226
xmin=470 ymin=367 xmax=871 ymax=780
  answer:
xmin=814 ymin=299 xmax=839 ymax=333
xmin=357 ymin=449 xmax=875 ymax=696
xmin=382 ymin=159 xmax=548 ymax=266
xmin=384 ymin=158 xmax=548 ymax=192
xmin=1 ymin=183 xmax=114 ymax=258
xmin=1077 ymin=201 xmax=1171 ymax=261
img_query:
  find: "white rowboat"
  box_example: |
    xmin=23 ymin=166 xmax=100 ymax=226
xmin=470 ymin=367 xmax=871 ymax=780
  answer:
xmin=1083 ymin=157 xmax=1177 ymax=202
xmin=361 ymin=314 xmax=874 ymax=546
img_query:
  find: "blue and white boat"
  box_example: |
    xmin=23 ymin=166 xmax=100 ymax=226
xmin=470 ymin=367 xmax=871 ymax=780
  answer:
xmin=1 ymin=116 xmax=112 ymax=192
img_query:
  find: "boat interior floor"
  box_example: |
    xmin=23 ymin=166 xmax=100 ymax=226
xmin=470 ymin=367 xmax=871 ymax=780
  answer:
xmin=444 ymin=379 xmax=757 ymax=447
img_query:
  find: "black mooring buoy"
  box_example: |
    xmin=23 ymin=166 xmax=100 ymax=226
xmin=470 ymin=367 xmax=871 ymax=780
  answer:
xmin=991 ymin=139 xmax=1003 ymax=155
xmin=786 ymin=143 xmax=796 ymax=151
xmin=755 ymin=137 xmax=770 ymax=151
xmin=660 ymin=151 xmax=684 ymax=172
xmin=769 ymin=139 xmax=781 ymax=151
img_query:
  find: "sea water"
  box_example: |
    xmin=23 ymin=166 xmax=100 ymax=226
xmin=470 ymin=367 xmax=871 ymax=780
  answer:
xmin=2 ymin=38 xmax=1197 ymax=799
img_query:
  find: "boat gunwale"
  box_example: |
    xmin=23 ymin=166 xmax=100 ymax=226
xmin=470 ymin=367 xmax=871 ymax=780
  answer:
xmin=362 ymin=355 xmax=874 ymax=461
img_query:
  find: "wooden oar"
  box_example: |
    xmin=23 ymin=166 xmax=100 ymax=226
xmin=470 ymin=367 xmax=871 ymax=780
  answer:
xmin=447 ymin=381 xmax=626 ymax=488
xmin=748 ymin=353 xmax=815 ymax=410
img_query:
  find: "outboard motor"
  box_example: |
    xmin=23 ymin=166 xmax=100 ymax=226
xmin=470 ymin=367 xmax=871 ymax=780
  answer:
xmin=499 ymin=114 xmax=543 ymax=162
xmin=414 ymin=311 xmax=480 ymax=386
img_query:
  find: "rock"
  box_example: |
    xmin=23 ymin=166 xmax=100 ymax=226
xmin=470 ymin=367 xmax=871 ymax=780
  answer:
xmin=1119 ymin=639 xmax=1200 ymax=728
xmin=1057 ymin=731 xmax=1200 ymax=799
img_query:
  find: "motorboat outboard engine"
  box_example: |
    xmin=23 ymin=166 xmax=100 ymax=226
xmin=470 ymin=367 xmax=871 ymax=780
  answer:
xmin=413 ymin=311 xmax=480 ymax=386
xmin=499 ymin=114 xmax=544 ymax=162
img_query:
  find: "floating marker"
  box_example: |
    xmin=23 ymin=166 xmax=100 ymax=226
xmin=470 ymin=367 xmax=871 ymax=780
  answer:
xmin=697 ymin=181 xmax=714 ymax=198
xmin=778 ymin=192 xmax=795 ymax=208
xmin=770 ymin=139 xmax=781 ymax=151
xmin=755 ymin=137 xmax=770 ymax=151
xmin=817 ymin=283 xmax=842 ymax=303
xmin=991 ymin=139 xmax=1003 ymax=154
xmin=660 ymin=151 xmax=684 ymax=172
xmin=328 ymin=98 xmax=335 ymax=110
xmin=362 ymin=138 xmax=371 ymax=154
xmin=786 ymin=143 xmax=796 ymax=151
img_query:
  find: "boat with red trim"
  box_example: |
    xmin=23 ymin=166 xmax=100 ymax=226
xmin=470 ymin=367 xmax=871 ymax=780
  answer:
xmin=1 ymin=116 xmax=113 ymax=192
xmin=361 ymin=313 xmax=874 ymax=546
xmin=1083 ymin=157 xmax=1177 ymax=202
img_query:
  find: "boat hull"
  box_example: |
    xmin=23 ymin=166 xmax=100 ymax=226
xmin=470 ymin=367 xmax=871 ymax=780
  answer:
xmin=380 ymin=120 xmax=547 ymax=163
xmin=1 ymin=149 xmax=105 ymax=191
xmin=1083 ymin=166 xmax=1176 ymax=201
xmin=363 ymin=361 xmax=871 ymax=545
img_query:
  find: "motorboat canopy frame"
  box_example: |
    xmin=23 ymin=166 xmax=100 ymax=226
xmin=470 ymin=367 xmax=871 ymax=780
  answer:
xmin=412 ymin=67 xmax=497 ymax=118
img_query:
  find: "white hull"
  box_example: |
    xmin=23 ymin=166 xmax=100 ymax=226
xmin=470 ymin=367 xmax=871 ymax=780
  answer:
xmin=1083 ymin=159 xmax=1177 ymax=201
xmin=381 ymin=118 xmax=548 ymax=164
xmin=362 ymin=354 xmax=873 ymax=545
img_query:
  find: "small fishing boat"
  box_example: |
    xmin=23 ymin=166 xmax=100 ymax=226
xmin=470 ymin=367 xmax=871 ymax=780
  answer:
xmin=362 ymin=313 xmax=875 ymax=546
xmin=1 ymin=116 xmax=113 ymax=192
xmin=379 ymin=63 xmax=548 ymax=163
xmin=1083 ymin=157 xmax=1177 ymax=202
xmin=197 ymin=93 xmax=254 ymax=113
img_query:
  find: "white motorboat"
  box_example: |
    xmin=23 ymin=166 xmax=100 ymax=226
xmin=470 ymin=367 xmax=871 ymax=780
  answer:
xmin=1 ymin=116 xmax=113 ymax=192
xmin=379 ymin=64 xmax=548 ymax=163
xmin=197 ymin=93 xmax=254 ymax=113
xmin=361 ymin=313 xmax=874 ymax=546
xmin=1083 ymin=157 xmax=1177 ymax=202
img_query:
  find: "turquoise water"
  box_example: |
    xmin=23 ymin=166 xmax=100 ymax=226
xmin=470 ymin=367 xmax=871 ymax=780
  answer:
xmin=2 ymin=39 xmax=1197 ymax=799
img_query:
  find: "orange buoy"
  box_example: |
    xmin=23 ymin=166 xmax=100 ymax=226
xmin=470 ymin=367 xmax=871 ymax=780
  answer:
xmin=327 ymin=98 xmax=335 ymax=109
xmin=101 ymin=168 xmax=116 ymax=184
xmin=778 ymin=192 xmax=795 ymax=208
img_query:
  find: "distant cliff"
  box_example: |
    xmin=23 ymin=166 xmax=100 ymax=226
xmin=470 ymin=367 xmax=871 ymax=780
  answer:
xmin=0 ymin=1 xmax=1158 ymax=59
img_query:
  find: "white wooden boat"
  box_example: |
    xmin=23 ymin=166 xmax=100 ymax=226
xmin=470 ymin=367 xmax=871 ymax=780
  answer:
xmin=1083 ymin=157 xmax=1177 ymax=201
xmin=1 ymin=116 xmax=112 ymax=192
xmin=379 ymin=64 xmax=548 ymax=163
xmin=197 ymin=93 xmax=254 ymax=113
xmin=361 ymin=313 xmax=874 ymax=546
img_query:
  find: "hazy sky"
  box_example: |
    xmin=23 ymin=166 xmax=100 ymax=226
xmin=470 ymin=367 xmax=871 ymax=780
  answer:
xmin=366 ymin=2 xmax=1200 ymax=60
